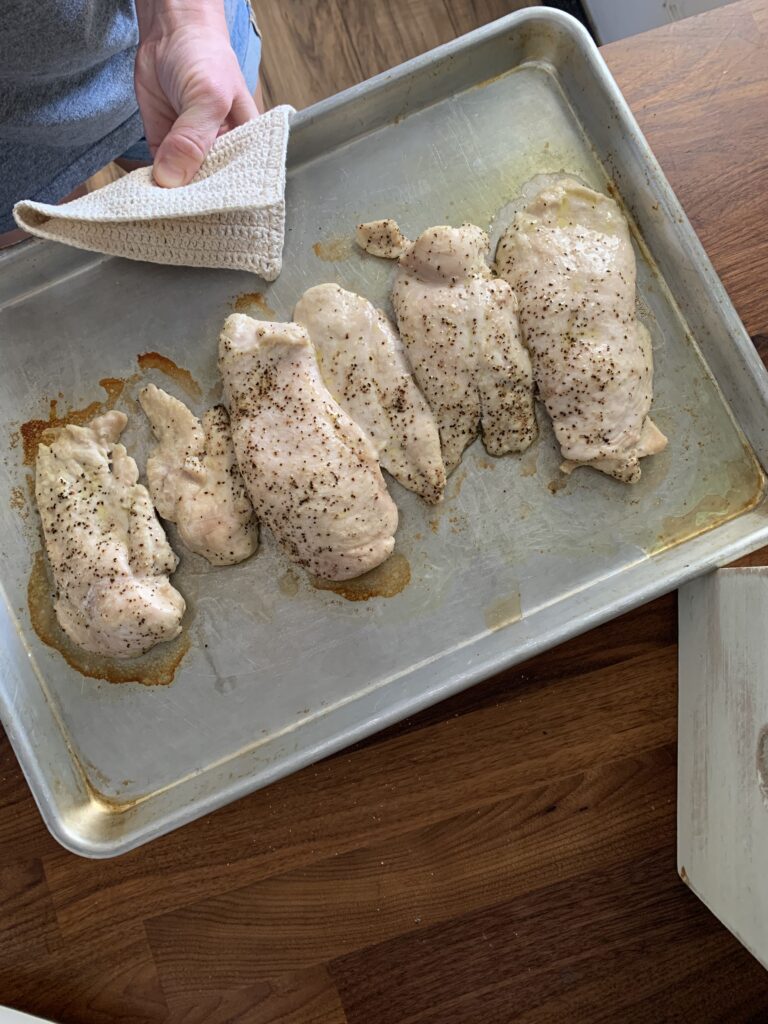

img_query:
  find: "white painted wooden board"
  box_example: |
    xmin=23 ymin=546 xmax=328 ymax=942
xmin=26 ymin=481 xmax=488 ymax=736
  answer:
xmin=0 ymin=1009 xmax=57 ymax=1023
xmin=583 ymin=0 xmax=741 ymax=43
xmin=678 ymin=568 xmax=768 ymax=969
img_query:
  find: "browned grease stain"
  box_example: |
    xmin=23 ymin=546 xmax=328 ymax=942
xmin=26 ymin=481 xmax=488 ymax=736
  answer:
xmin=28 ymin=550 xmax=189 ymax=685
xmin=10 ymin=485 xmax=27 ymax=517
xmin=278 ymin=571 xmax=299 ymax=597
xmin=428 ymin=519 xmax=439 ymax=534
xmin=234 ymin=292 xmax=276 ymax=318
xmin=80 ymin=773 xmax=147 ymax=815
xmin=313 ymin=236 xmax=353 ymax=262
xmin=484 ymin=592 xmax=522 ymax=631
xmin=679 ymin=865 xmax=689 ymax=884
xmin=448 ymin=513 xmax=466 ymax=535
xmin=137 ymin=352 xmax=202 ymax=400
xmin=476 ymin=457 xmax=497 ymax=471
xmin=311 ymin=553 xmax=411 ymax=602
xmin=651 ymin=458 xmax=765 ymax=556
xmin=468 ymin=67 xmax=516 ymax=93
xmin=18 ymin=350 xmax=197 ymax=466
xmin=548 ymin=476 xmax=567 ymax=495
xmin=20 ymin=378 xmax=126 ymax=466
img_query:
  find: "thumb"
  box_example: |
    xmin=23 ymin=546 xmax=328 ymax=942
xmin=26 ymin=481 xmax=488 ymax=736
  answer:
xmin=153 ymin=102 xmax=225 ymax=188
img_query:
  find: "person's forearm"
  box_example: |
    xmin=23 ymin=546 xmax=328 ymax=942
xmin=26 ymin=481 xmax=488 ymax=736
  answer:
xmin=134 ymin=0 xmax=229 ymax=43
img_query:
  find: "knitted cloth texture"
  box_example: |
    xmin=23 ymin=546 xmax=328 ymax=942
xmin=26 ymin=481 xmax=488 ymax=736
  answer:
xmin=14 ymin=105 xmax=293 ymax=280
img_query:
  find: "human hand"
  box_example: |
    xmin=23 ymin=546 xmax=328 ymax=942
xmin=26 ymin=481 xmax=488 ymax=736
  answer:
xmin=134 ymin=0 xmax=259 ymax=188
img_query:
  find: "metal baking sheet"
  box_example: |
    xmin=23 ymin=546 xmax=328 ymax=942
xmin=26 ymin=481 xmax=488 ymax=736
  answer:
xmin=2 ymin=8 xmax=768 ymax=858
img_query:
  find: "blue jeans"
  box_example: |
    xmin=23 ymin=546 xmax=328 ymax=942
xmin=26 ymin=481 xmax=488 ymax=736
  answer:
xmin=119 ymin=0 xmax=262 ymax=163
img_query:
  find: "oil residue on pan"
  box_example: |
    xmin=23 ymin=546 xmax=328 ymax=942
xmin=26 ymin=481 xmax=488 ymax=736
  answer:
xmin=547 ymin=476 xmax=568 ymax=495
xmin=312 ymin=552 xmax=411 ymax=601
xmin=278 ymin=571 xmax=300 ymax=597
xmin=484 ymin=592 xmax=522 ymax=631
xmin=650 ymin=457 xmax=766 ymax=556
xmin=137 ymin=352 xmax=201 ymax=399
xmin=28 ymin=550 xmax=189 ymax=685
xmin=20 ymin=378 xmax=125 ymax=466
xmin=313 ymin=236 xmax=353 ymax=262
xmin=10 ymin=485 xmax=27 ymax=517
xmin=19 ymin=352 xmax=202 ymax=468
xmin=234 ymin=292 xmax=276 ymax=318
xmin=82 ymin=775 xmax=146 ymax=814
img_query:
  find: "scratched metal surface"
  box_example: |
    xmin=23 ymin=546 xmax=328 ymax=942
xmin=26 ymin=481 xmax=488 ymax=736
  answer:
xmin=1 ymin=9 xmax=768 ymax=857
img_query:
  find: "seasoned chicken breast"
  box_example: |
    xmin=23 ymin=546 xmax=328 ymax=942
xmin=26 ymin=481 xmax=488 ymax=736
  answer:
xmin=495 ymin=175 xmax=668 ymax=483
xmin=356 ymin=219 xmax=410 ymax=259
xmin=357 ymin=220 xmax=536 ymax=473
xmin=219 ymin=314 xmax=399 ymax=581
xmin=294 ymin=283 xmax=446 ymax=503
xmin=139 ymin=384 xmax=258 ymax=565
xmin=35 ymin=411 xmax=185 ymax=658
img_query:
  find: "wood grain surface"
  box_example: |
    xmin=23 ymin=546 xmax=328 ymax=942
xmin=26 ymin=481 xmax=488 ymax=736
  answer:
xmin=4 ymin=1 xmax=768 ymax=1021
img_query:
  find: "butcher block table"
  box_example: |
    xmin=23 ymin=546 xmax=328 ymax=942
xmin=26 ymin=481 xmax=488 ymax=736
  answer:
xmin=3 ymin=1 xmax=768 ymax=1021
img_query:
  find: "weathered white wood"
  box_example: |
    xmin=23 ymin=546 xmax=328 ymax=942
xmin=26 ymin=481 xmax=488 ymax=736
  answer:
xmin=678 ymin=568 xmax=768 ymax=969
xmin=0 ymin=1008 xmax=58 ymax=1023
xmin=583 ymin=0 xmax=740 ymax=44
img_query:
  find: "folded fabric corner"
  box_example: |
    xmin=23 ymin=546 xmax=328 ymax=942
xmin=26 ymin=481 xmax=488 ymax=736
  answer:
xmin=14 ymin=104 xmax=294 ymax=280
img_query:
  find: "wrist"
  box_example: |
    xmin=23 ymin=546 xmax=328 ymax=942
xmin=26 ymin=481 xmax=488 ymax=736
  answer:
xmin=135 ymin=0 xmax=228 ymax=42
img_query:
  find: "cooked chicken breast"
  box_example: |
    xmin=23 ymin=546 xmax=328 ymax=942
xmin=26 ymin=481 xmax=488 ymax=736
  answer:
xmin=358 ymin=220 xmax=536 ymax=473
xmin=355 ymin=219 xmax=410 ymax=259
xmin=35 ymin=411 xmax=185 ymax=658
xmin=219 ymin=314 xmax=399 ymax=581
xmin=294 ymin=283 xmax=446 ymax=504
xmin=139 ymin=384 xmax=258 ymax=565
xmin=495 ymin=175 xmax=668 ymax=483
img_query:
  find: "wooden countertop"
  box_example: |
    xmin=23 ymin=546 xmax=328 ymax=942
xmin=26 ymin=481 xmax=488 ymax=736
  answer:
xmin=3 ymin=1 xmax=768 ymax=1020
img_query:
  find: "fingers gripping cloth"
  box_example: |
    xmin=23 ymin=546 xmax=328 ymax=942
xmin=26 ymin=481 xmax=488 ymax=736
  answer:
xmin=13 ymin=106 xmax=294 ymax=281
